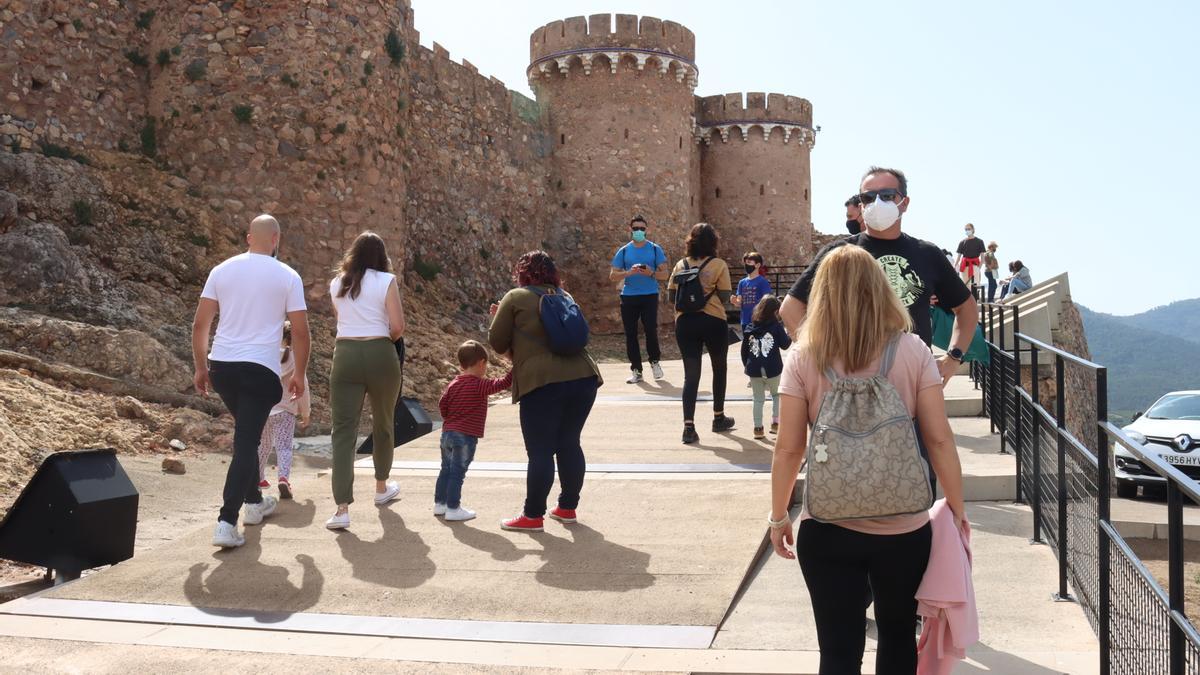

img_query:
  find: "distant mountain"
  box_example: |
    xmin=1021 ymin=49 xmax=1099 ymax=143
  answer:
xmin=1109 ymin=298 xmax=1200 ymax=346
xmin=1078 ymin=304 xmax=1200 ymax=415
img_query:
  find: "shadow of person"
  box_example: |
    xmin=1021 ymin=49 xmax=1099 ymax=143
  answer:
xmin=955 ymin=643 xmax=1078 ymax=674
xmin=696 ymin=433 xmax=775 ymax=467
xmin=335 ymin=505 xmax=436 ymax=589
xmin=269 ymin=498 xmax=316 ymax=529
xmin=441 ymin=520 xmax=526 ymax=562
xmin=533 ymin=523 xmax=654 ymax=592
xmin=183 ymin=528 xmax=323 ymax=621
xmin=635 ymin=379 xmax=686 ymax=398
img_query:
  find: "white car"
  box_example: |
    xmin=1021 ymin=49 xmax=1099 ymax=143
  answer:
xmin=1114 ymin=391 xmax=1200 ymax=498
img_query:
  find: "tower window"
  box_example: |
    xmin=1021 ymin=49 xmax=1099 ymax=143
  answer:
xmin=760 ymin=185 xmax=765 ymax=196
xmin=678 ymin=136 xmax=683 ymax=149
xmin=560 ymin=133 xmax=565 ymax=145
xmin=715 ymin=188 xmax=721 ymax=199
xmin=624 ymin=128 xmax=629 ymax=140
xmin=690 ymin=195 xmax=694 ymax=206
xmin=804 ymin=188 xmax=809 ymax=201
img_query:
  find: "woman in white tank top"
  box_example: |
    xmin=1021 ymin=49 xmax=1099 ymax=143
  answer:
xmin=325 ymin=232 xmax=407 ymax=531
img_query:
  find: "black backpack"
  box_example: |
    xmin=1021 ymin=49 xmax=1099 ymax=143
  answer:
xmin=672 ymin=258 xmax=716 ymax=313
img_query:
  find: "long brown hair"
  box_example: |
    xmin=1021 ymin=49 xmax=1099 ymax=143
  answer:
xmin=684 ymin=222 xmax=719 ymax=259
xmin=336 ymin=232 xmax=391 ymax=300
xmin=801 ymin=245 xmax=911 ymax=373
xmin=750 ymin=294 xmax=781 ymax=326
xmin=281 ymin=320 xmax=292 ymax=364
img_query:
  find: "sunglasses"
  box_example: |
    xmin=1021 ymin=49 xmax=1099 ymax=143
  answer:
xmin=631 ymin=226 xmax=647 ymax=231
xmin=857 ymin=188 xmax=905 ymax=204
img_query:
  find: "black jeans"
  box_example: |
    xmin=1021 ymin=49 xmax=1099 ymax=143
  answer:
xmin=620 ymin=293 xmax=660 ymax=372
xmin=675 ymin=312 xmax=728 ymax=422
xmin=209 ymin=360 xmax=283 ymax=526
xmin=518 ymin=376 xmax=599 ymax=518
xmin=985 ymin=270 xmax=997 ymax=303
xmin=797 ymin=519 xmax=932 ymax=675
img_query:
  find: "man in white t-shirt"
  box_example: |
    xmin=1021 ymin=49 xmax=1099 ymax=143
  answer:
xmin=192 ymin=214 xmax=311 ymax=548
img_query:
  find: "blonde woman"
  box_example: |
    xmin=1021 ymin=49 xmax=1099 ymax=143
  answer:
xmin=768 ymin=245 xmax=965 ymax=674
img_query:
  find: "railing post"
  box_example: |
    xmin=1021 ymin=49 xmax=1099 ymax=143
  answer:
xmin=999 ymin=305 xmax=1010 ymax=456
xmin=1169 ymin=479 xmax=1185 ymax=675
xmin=986 ymin=304 xmax=996 ymax=434
xmin=1031 ymin=343 xmax=1043 ymax=544
xmin=1096 ymin=367 xmax=1111 ymax=674
xmin=1054 ymin=354 xmax=1072 ymax=602
xmin=1013 ymin=311 xmax=1024 ymax=503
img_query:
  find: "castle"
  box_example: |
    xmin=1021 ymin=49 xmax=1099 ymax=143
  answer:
xmin=0 ymin=2 xmax=813 ymax=330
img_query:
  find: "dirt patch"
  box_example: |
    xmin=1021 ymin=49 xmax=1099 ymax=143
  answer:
xmin=1125 ymin=538 xmax=1200 ymax=621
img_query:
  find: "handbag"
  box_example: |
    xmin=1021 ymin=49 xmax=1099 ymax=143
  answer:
xmin=356 ymin=337 xmax=434 ymax=454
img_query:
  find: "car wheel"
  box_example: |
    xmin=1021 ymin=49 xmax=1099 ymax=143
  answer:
xmin=1116 ymin=480 xmax=1138 ymax=499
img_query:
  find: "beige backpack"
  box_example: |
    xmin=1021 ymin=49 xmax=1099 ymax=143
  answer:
xmin=803 ymin=334 xmax=933 ymax=522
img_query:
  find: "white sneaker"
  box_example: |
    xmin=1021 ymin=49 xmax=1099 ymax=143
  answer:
xmin=650 ymin=361 xmax=664 ymax=380
xmin=374 ymin=480 xmax=400 ymax=505
xmin=242 ymin=495 xmax=278 ymax=525
xmin=626 ymin=369 xmax=643 ymax=384
xmin=212 ymin=521 xmax=244 ymax=548
xmin=433 ymin=502 xmax=447 ymax=516
xmin=325 ymin=511 xmax=350 ymax=530
xmin=444 ymin=506 xmax=477 ymax=522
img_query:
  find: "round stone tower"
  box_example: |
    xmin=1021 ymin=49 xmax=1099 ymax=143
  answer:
xmin=698 ymin=92 xmax=815 ymax=265
xmin=529 ymin=14 xmax=701 ymax=329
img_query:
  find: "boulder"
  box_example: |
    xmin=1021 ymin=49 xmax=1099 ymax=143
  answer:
xmin=161 ymin=457 xmax=186 ymax=474
xmin=114 ymin=396 xmax=147 ymax=419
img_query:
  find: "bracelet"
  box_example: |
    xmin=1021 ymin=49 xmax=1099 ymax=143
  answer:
xmin=767 ymin=512 xmax=791 ymax=529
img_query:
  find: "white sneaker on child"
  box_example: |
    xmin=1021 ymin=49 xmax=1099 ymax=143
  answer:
xmin=433 ymin=502 xmax=447 ymax=516
xmin=445 ymin=506 xmax=477 ymax=522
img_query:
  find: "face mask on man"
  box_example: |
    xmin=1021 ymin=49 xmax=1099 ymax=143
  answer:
xmin=862 ymin=197 xmax=901 ymax=231
xmin=846 ymin=219 xmax=862 ymax=233
xmin=745 ymin=264 xmax=756 ymax=274
xmin=965 ymin=229 xmax=974 ymax=237
xmin=631 ymin=230 xmax=646 ymax=243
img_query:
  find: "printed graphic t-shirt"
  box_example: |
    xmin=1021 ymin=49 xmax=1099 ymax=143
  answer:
xmin=957 ymin=237 xmax=987 ymax=259
xmin=201 ymin=252 xmax=307 ymax=375
xmin=611 ymin=241 xmax=667 ymax=296
xmin=779 ymin=333 xmax=942 ymax=535
xmin=737 ymin=275 xmax=773 ymax=326
xmin=788 ymin=232 xmax=971 ymax=347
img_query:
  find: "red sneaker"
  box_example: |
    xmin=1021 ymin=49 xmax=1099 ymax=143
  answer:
xmin=548 ymin=507 xmax=577 ymax=524
xmin=257 ymin=479 xmax=270 ymax=490
xmin=277 ymin=477 xmax=292 ymax=500
xmin=500 ymin=515 xmax=544 ymax=532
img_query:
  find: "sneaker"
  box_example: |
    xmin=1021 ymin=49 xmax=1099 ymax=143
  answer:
xmin=548 ymin=507 xmax=577 ymax=524
xmin=754 ymin=426 xmax=766 ymax=440
xmin=374 ymin=480 xmax=400 ymax=505
xmin=212 ymin=521 xmax=244 ymax=548
xmin=501 ymin=514 xmax=544 ymax=532
xmin=770 ymin=422 xmax=779 ymax=435
xmin=626 ymin=369 xmax=643 ymax=384
xmin=242 ymin=495 xmax=278 ymax=525
xmin=325 ymin=510 xmax=350 ymax=530
xmin=257 ymin=479 xmax=270 ymax=489
xmin=713 ymin=415 xmax=736 ymax=433
xmin=650 ymin=361 xmax=665 ymax=380
xmin=277 ymin=478 xmax=292 ymax=500
xmin=682 ymin=425 xmax=699 ymax=445
xmin=433 ymin=502 xmax=447 ymax=516
xmin=445 ymin=506 xmax=477 ymax=522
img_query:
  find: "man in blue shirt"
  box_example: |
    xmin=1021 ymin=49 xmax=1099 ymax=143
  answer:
xmin=733 ymin=252 xmax=772 ymax=329
xmin=610 ymin=215 xmax=669 ymax=383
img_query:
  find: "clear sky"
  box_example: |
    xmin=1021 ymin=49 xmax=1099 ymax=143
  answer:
xmin=410 ymin=0 xmax=1198 ymax=316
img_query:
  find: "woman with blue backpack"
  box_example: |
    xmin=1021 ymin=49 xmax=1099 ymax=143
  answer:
xmin=489 ymin=250 xmax=602 ymax=532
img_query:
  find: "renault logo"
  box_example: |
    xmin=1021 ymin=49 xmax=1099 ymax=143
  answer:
xmin=1177 ymin=434 xmax=1195 ymax=452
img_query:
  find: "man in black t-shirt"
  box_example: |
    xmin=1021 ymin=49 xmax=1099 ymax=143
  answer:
xmin=780 ymin=166 xmax=979 ymax=386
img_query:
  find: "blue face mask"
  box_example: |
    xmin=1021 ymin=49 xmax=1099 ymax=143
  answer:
xmin=631 ymin=230 xmax=646 ymax=243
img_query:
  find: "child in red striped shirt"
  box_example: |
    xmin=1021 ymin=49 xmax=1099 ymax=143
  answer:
xmin=435 ymin=340 xmax=513 ymax=521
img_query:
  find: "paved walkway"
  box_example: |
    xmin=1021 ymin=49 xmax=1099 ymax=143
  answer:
xmin=0 ymin=355 xmax=1099 ymax=673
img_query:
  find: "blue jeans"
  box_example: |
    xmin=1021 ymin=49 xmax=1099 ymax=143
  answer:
xmin=435 ymin=430 xmax=477 ymax=509
xmin=518 ymin=376 xmax=599 ymax=518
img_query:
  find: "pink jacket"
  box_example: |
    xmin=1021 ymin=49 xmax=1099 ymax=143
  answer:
xmin=916 ymin=499 xmax=978 ymax=675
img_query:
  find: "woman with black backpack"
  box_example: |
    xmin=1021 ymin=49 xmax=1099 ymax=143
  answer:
xmin=489 ymin=250 xmax=602 ymax=532
xmin=667 ymin=223 xmax=735 ymax=444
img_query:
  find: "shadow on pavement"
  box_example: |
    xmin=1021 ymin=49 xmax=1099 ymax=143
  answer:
xmin=533 ymin=524 xmax=654 ymax=592
xmin=183 ymin=527 xmax=323 ymax=621
xmin=335 ymin=506 xmax=435 ymax=589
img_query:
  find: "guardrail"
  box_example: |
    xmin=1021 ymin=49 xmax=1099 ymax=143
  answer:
xmin=972 ymin=300 xmax=1200 ymax=674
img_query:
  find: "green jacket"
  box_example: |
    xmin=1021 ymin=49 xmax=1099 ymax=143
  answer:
xmin=488 ymin=285 xmax=602 ymax=402
xmin=931 ymin=305 xmax=991 ymax=365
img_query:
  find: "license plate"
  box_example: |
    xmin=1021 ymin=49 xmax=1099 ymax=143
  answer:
xmin=1165 ymin=454 xmax=1200 ymax=467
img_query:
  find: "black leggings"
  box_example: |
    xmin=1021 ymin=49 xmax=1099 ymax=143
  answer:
xmin=797 ymin=519 xmax=932 ymax=675
xmin=674 ymin=312 xmax=728 ymax=422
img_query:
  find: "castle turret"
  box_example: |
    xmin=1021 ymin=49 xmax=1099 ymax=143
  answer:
xmin=698 ymin=92 xmax=815 ymax=264
xmin=529 ymin=15 xmax=701 ymax=329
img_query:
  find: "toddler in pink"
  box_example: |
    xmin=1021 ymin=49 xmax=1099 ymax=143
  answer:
xmin=257 ymin=322 xmax=310 ymax=499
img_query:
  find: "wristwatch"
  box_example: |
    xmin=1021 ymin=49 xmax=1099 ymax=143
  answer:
xmin=948 ymin=347 xmax=964 ymax=362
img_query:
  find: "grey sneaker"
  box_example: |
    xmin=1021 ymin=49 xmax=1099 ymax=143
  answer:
xmin=242 ymin=495 xmax=278 ymax=525
xmin=212 ymin=521 xmax=244 ymax=548
xmin=626 ymin=369 xmax=643 ymax=384
xmin=650 ymin=361 xmax=665 ymax=380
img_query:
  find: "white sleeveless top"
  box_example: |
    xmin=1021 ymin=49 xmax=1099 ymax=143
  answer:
xmin=330 ymin=269 xmax=394 ymax=338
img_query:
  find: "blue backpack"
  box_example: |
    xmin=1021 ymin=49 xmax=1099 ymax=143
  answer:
xmin=525 ymin=286 xmax=590 ymax=356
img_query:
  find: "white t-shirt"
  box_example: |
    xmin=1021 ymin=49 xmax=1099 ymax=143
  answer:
xmin=330 ymin=269 xmax=395 ymax=338
xmin=201 ymin=253 xmax=307 ymax=375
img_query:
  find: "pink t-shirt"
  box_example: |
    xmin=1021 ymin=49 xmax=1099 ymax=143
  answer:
xmin=779 ymin=333 xmax=942 ymax=535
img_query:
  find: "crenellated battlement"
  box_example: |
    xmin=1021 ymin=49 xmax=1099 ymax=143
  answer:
xmin=527 ymin=15 xmax=698 ymax=89
xmin=695 ymin=92 xmax=815 ymax=146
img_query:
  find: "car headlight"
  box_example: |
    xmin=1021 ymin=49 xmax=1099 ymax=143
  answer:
xmin=1123 ymin=429 xmax=1147 ymax=445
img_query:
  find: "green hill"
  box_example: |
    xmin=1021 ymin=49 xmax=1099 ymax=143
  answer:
xmin=1110 ymin=298 xmax=1200 ymax=346
xmin=1078 ymin=304 xmax=1200 ymax=417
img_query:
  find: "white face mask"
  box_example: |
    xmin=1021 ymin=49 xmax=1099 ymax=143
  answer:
xmin=862 ymin=197 xmax=901 ymax=231
xmin=965 ymin=229 xmax=974 ymax=237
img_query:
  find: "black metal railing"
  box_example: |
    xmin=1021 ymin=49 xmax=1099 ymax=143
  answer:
xmin=972 ymin=301 xmax=1200 ymax=673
